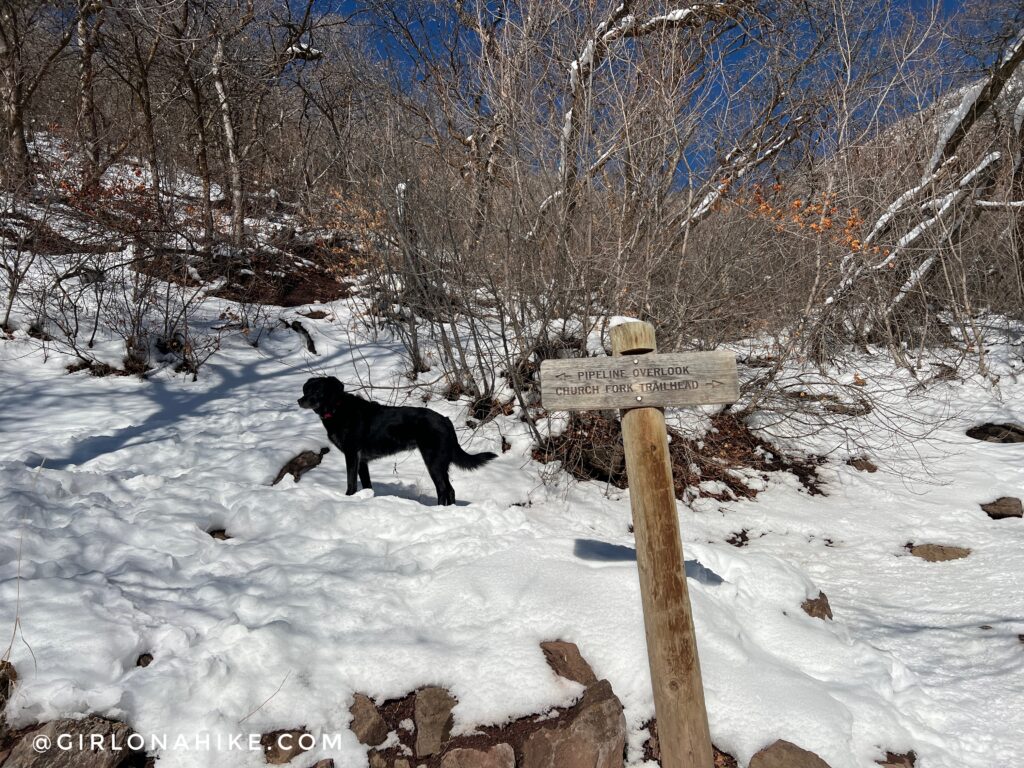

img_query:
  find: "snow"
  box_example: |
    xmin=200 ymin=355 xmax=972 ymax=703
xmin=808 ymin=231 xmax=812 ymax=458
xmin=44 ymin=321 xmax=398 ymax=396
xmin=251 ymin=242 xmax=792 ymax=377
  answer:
xmin=286 ymin=44 xmax=323 ymax=60
xmin=924 ymin=83 xmax=984 ymax=180
xmin=1 ymin=290 xmax=1022 ymax=768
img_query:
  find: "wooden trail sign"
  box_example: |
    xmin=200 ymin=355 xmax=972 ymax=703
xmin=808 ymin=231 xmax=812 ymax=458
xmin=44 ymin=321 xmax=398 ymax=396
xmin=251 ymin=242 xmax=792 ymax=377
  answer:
xmin=540 ymin=350 xmax=738 ymax=411
xmin=540 ymin=322 xmax=739 ymax=768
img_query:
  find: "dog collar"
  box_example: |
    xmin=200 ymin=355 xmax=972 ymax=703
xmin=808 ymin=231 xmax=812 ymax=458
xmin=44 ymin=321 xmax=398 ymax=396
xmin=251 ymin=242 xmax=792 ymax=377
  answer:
xmin=321 ymin=412 xmax=334 ymax=419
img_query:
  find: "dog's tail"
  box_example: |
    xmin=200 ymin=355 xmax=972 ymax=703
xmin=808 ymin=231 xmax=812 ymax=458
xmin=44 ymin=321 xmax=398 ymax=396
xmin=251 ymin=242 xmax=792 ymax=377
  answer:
xmin=453 ymin=447 xmax=498 ymax=470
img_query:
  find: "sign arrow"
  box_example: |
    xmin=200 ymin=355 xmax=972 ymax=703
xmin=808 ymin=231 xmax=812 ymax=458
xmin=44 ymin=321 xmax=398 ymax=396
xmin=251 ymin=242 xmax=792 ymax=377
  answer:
xmin=705 ymin=379 xmax=724 ymax=388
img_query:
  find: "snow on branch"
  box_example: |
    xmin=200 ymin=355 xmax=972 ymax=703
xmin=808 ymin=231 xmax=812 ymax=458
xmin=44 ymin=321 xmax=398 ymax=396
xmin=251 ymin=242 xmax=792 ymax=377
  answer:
xmin=285 ymin=43 xmax=323 ymax=61
xmin=570 ymin=3 xmax=733 ymax=90
xmin=855 ymin=156 xmax=957 ymax=255
xmin=882 ymin=151 xmax=1001 ymax=311
xmin=921 ymin=24 xmax=1024 ymax=182
xmin=825 ymin=152 xmax=1001 ymax=306
xmin=561 ymin=3 xmax=738 ymax=178
xmin=975 ymin=199 xmax=1024 ymax=208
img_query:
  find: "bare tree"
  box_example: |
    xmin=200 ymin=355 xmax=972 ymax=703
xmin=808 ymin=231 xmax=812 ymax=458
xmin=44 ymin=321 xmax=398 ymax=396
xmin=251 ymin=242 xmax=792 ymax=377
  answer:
xmin=0 ymin=1 xmax=74 ymax=190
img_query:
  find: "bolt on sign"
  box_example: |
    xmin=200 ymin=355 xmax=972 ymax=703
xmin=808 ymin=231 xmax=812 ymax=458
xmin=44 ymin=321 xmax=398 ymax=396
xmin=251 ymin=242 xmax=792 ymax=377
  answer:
xmin=540 ymin=322 xmax=739 ymax=768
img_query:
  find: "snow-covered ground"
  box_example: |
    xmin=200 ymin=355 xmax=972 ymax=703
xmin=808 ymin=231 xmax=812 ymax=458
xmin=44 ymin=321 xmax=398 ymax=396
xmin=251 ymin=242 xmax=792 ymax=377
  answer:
xmin=0 ymin=297 xmax=1022 ymax=768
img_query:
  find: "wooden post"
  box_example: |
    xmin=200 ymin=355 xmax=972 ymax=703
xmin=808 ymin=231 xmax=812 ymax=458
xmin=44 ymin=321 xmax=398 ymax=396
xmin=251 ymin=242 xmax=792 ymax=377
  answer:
xmin=611 ymin=320 xmax=713 ymax=768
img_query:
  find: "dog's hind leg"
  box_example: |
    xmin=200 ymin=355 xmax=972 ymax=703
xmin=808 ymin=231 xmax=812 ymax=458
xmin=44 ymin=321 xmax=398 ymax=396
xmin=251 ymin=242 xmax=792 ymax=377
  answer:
xmin=425 ymin=460 xmax=456 ymax=506
xmin=358 ymin=459 xmax=372 ymax=490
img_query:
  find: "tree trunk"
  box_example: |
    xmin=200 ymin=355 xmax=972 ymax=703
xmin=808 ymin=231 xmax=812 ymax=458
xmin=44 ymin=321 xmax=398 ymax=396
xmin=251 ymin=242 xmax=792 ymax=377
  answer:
xmin=0 ymin=45 xmax=30 ymax=190
xmin=76 ymin=1 xmax=102 ymax=193
xmin=4 ymin=105 xmax=30 ymax=190
xmin=212 ymin=37 xmax=244 ymax=248
xmin=185 ymin=74 xmax=215 ymax=249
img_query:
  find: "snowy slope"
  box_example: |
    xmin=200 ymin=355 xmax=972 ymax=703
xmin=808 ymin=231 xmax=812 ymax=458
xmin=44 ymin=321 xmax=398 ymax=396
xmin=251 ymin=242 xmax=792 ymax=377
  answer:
xmin=0 ymin=297 xmax=1022 ymax=768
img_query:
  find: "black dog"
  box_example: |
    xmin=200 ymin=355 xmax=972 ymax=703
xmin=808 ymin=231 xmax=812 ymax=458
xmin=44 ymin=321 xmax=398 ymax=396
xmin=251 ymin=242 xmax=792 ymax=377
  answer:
xmin=298 ymin=376 xmax=497 ymax=505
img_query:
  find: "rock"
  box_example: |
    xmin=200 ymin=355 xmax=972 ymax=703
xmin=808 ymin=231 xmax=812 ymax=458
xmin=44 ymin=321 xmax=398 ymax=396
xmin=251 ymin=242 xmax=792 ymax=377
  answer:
xmin=540 ymin=641 xmax=598 ymax=686
xmin=520 ymin=679 xmax=625 ymax=768
xmin=414 ymin=686 xmax=456 ymax=758
xmin=350 ymin=693 xmax=388 ymax=747
xmin=1 ymin=659 xmax=16 ymax=726
xmin=136 ymin=654 xmax=153 ymax=668
xmin=907 ymin=543 xmax=971 ymax=562
xmin=847 ymin=456 xmax=878 ymax=472
xmin=801 ymin=591 xmax=833 ymax=621
xmin=368 ymin=754 xmax=410 ymax=768
xmin=440 ymin=743 xmax=515 ymax=768
xmin=285 ymin=320 xmax=317 ymax=354
xmin=966 ymin=423 xmax=1024 ymax=443
xmin=311 ymin=762 xmax=335 ymax=768
xmin=261 ymin=728 xmax=309 ymax=764
xmin=749 ymin=740 xmax=832 ymax=768
xmin=3 ymin=716 xmax=141 ymax=768
xmin=876 ymin=750 xmax=916 ymax=768
xmin=981 ymin=497 xmax=1023 ymax=520
xmin=207 ymin=528 xmax=230 ymax=540
xmin=272 ymin=447 xmax=330 ymax=485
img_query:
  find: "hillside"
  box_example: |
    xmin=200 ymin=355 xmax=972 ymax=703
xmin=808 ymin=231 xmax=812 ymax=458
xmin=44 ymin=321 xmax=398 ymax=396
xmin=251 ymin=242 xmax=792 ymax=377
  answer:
xmin=1 ymin=277 xmax=1022 ymax=767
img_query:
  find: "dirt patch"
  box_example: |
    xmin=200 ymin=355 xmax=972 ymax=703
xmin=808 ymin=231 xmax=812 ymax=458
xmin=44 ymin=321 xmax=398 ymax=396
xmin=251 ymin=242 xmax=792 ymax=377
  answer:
xmin=535 ymin=412 xmax=824 ymax=500
xmin=469 ymin=395 xmax=516 ymax=425
xmin=847 ymin=456 xmax=878 ymax=472
xmin=905 ymin=542 xmax=970 ymax=562
xmin=65 ymin=358 xmax=140 ymax=377
xmin=0 ymin=210 xmax=118 ymax=256
xmin=139 ymin=243 xmax=356 ymax=307
xmin=726 ymin=529 xmax=751 ymax=547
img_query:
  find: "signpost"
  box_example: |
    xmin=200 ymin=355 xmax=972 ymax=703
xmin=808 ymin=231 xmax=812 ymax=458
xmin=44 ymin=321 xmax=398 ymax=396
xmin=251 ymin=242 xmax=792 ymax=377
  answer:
xmin=540 ymin=321 xmax=739 ymax=768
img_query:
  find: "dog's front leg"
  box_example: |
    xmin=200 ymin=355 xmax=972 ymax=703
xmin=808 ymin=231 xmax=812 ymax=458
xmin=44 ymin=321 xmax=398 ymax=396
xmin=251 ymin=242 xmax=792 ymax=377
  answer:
xmin=344 ymin=450 xmax=360 ymax=495
xmin=358 ymin=460 xmax=372 ymax=490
